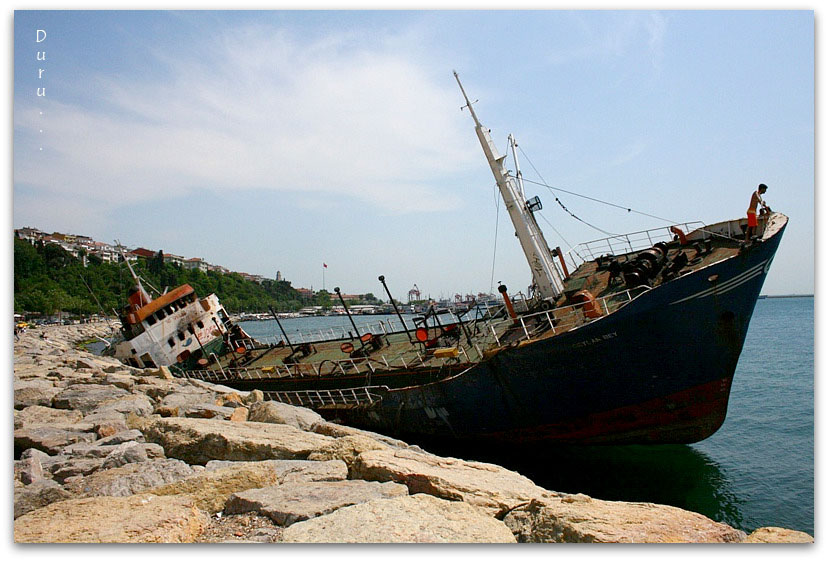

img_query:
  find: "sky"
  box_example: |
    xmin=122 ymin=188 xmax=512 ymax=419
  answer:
xmin=10 ymin=8 xmax=815 ymax=299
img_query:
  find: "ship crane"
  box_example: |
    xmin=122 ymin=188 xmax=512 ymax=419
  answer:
xmin=408 ymin=284 xmax=421 ymax=304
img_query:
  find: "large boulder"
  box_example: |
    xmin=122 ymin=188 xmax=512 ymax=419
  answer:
xmin=281 ymin=494 xmax=517 ymax=543
xmin=14 ymin=494 xmax=208 ymax=543
xmin=351 ymin=447 xmax=551 ymax=515
xmin=307 ymin=434 xmax=390 ymax=475
xmin=156 ymin=388 xmax=217 ymax=412
xmin=225 ymin=480 xmax=409 ymax=526
xmin=247 ymin=400 xmax=324 ymax=431
xmin=14 ymin=379 xmax=61 ymax=409
xmin=51 ymin=384 xmax=130 ymax=413
xmin=63 ymin=458 xmax=197 ymax=498
xmin=14 ymin=479 xmax=73 ymax=519
xmin=745 ymin=527 xmax=814 ymax=543
xmin=502 ymin=495 xmax=747 ymax=543
xmin=183 ymin=404 xmax=236 ymax=419
xmin=89 ymin=394 xmax=155 ymax=417
xmin=14 ymin=405 xmax=84 ymax=429
xmin=14 ymin=426 xmax=97 ymax=456
xmin=148 ymin=462 xmax=296 ymax=513
xmin=312 ymin=420 xmax=409 ymax=449
xmin=137 ymin=417 xmax=335 ymax=465
xmin=204 ymin=459 xmax=348 ymax=484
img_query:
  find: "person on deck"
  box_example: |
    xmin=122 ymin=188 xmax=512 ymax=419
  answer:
xmin=746 ymin=183 xmax=769 ymax=242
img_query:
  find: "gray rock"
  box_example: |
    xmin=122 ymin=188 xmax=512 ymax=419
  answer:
xmin=312 ymin=421 xmax=409 ymax=449
xmin=139 ymin=417 xmax=335 ymax=465
xmin=14 ymin=405 xmax=84 ymax=429
xmin=89 ymin=394 xmax=154 ymax=417
xmin=226 ymin=480 xmax=409 ymax=526
xmin=281 ymin=494 xmax=517 ymax=543
xmin=183 ymin=403 xmax=236 ymax=419
xmin=204 ymin=459 xmax=348 ymax=484
xmin=15 ymin=455 xmax=46 ymax=484
xmin=15 ymin=426 xmax=97 ymax=456
xmin=51 ymin=457 xmax=107 ymax=483
xmin=63 ymin=458 xmax=197 ymax=498
xmin=20 ymin=447 xmax=52 ymax=462
xmin=351 ymin=447 xmax=552 ymax=516
xmin=247 ymin=400 xmax=324 ymax=431
xmin=82 ymin=409 xmax=127 ymax=426
xmin=96 ymin=429 xmax=146 ymax=446
xmin=103 ymin=373 xmax=135 ymax=390
xmin=156 ymin=389 xmax=216 ymax=411
xmin=52 ymin=384 xmax=130 ymax=413
xmin=14 ymin=379 xmax=61 ymax=409
xmin=62 ymin=442 xmax=121 ymax=458
xmin=91 ymin=418 xmax=130 ymax=439
xmin=14 ymin=479 xmax=73 ymax=519
xmin=101 ymin=441 xmax=150 ymax=469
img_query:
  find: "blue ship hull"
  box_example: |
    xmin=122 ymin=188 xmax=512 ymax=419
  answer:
xmin=322 ymin=219 xmax=786 ymax=444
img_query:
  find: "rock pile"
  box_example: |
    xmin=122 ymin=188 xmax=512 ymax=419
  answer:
xmin=13 ymin=323 xmax=814 ymax=543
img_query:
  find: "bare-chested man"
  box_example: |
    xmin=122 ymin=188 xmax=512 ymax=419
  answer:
xmin=746 ymin=183 xmax=769 ymax=242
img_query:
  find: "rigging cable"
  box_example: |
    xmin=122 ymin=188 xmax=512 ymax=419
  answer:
xmin=517 ymin=145 xmax=620 ymax=237
xmin=490 ymin=182 xmax=501 ymax=294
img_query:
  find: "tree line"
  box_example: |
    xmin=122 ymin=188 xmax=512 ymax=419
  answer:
xmin=13 ymin=238 xmax=309 ymax=317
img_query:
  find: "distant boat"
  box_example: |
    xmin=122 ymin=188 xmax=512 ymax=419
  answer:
xmin=115 ymin=73 xmax=787 ymax=445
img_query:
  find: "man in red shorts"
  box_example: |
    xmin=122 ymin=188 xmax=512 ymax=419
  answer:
xmin=745 ymin=183 xmax=769 ymax=242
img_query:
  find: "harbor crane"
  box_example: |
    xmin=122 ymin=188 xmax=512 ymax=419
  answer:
xmin=408 ymin=284 xmax=421 ymax=304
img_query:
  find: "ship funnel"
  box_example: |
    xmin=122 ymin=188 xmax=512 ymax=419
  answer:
xmin=127 ymin=285 xmax=151 ymax=312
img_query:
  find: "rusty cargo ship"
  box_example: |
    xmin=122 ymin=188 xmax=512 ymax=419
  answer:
xmin=141 ymin=73 xmax=788 ymax=445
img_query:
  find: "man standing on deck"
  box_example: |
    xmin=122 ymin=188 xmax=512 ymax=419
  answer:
xmin=746 ymin=183 xmax=770 ymax=242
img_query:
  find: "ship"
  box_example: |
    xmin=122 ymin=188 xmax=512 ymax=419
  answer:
xmin=108 ymin=249 xmax=247 ymax=371
xmin=127 ymin=73 xmax=787 ymax=445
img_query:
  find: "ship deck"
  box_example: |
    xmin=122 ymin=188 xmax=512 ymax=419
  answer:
xmin=177 ymin=216 xmax=763 ymax=406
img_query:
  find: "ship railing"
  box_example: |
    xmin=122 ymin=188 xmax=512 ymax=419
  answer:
xmin=563 ymin=221 xmax=706 ymax=271
xmin=181 ymin=340 xmax=472 ymax=382
xmin=467 ymin=285 xmax=649 ymax=347
xmin=240 ymin=316 xmax=419 ymax=347
xmin=262 ymin=386 xmax=388 ymax=408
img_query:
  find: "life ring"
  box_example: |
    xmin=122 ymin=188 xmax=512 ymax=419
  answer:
xmin=572 ymin=290 xmax=602 ymax=319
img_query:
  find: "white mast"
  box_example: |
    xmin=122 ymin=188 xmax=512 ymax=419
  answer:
xmin=453 ymin=71 xmax=564 ymax=300
xmin=115 ymin=241 xmax=152 ymax=306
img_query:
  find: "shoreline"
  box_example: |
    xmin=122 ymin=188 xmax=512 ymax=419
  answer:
xmin=12 ymin=323 xmax=813 ymax=543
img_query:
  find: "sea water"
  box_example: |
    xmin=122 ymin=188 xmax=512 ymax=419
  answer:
xmin=241 ymin=297 xmax=813 ymax=535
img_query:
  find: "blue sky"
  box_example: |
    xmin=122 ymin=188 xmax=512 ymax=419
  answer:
xmin=11 ymin=9 xmax=814 ymax=298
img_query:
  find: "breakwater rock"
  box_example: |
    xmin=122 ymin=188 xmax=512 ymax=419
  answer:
xmin=13 ymin=323 xmax=814 ymax=543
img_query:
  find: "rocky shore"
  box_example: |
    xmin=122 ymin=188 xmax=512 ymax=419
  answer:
xmin=13 ymin=323 xmax=814 ymax=543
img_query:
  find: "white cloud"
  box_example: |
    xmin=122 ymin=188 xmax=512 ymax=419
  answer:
xmin=14 ymin=24 xmax=477 ymax=216
xmin=546 ymin=11 xmax=668 ymax=69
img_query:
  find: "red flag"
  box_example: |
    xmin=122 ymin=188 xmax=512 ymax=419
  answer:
xmin=323 ymin=263 xmax=328 ymax=268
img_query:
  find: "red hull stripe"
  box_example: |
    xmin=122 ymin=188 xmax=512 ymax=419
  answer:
xmin=485 ymin=377 xmax=734 ymax=445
